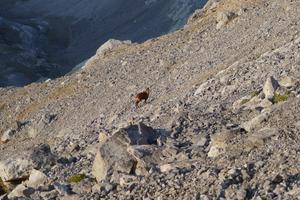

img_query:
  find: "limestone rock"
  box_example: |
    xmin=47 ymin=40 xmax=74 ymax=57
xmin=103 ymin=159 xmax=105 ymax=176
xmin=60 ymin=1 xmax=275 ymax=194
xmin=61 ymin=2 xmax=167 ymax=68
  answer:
xmin=263 ymin=76 xmax=279 ymax=100
xmin=279 ymin=76 xmax=299 ymax=88
xmin=92 ymin=123 xmax=160 ymax=182
xmin=0 ymin=158 xmax=32 ymax=182
xmin=26 ymin=169 xmax=48 ymax=188
xmin=242 ymin=112 xmax=270 ymax=132
xmin=7 ymin=184 xmax=26 ymax=199
xmin=208 ymin=131 xmax=236 ymax=158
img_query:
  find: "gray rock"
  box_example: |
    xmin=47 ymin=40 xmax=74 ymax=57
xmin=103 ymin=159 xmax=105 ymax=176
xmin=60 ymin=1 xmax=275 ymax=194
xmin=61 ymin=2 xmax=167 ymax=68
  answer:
xmin=92 ymin=123 xmax=160 ymax=182
xmin=242 ymin=112 xmax=270 ymax=132
xmin=1 ymin=129 xmax=15 ymax=143
xmin=53 ymin=182 xmax=72 ymax=195
xmin=263 ymin=76 xmax=279 ymax=100
xmin=30 ymin=144 xmax=56 ymax=169
xmin=208 ymin=131 xmax=236 ymax=158
xmin=192 ymin=134 xmax=208 ymax=147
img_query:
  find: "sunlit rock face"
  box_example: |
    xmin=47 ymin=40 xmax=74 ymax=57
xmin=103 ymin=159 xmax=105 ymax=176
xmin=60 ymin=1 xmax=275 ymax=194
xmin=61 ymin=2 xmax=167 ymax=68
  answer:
xmin=0 ymin=0 xmax=206 ymax=87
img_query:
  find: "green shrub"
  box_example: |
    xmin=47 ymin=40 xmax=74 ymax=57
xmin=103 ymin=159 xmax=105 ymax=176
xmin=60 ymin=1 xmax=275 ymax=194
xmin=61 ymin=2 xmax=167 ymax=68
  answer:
xmin=67 ymin=174 xmax=85 ymax=183
xmin=0 ymin=177 xmax=8 ymax=195
xmin=240 ymin=98 xmax=250 ymax=105
xmin=273 ymin=93 xmax=288 ymax=103
xmin=251 ymin=90 xmax=260 ymax=98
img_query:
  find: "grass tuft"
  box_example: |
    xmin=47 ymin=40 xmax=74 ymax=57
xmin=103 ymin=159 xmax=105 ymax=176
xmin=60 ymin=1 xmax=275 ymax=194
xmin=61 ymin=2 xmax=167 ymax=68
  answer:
xmin=67 ymin=174 xmax=85 ymax=184
xmin=273 ymin=93 xmax=288 ymax=104
xmin=0 ymin=177 xmax=8 ymax=195
xmin=240 ymin=98 xmax=250 ymax=105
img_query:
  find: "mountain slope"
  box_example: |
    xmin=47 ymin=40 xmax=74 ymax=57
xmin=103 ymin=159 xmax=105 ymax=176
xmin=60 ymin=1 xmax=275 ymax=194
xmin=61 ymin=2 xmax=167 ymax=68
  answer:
xmin=0 ymin=0 xmax=300 ymax=199
xmin=0 ymin=0 xmax=204 ymax=87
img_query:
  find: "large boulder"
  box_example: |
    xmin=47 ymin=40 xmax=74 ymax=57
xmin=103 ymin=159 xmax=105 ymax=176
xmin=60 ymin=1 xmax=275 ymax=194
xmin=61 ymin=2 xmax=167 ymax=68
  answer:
xmin=92 ymin=123 xmax=161 ymax=182
xmin=0 ymin=158 xmax=32 ymax=182
xmin=0 ymin=144 xmax=55 ymax=184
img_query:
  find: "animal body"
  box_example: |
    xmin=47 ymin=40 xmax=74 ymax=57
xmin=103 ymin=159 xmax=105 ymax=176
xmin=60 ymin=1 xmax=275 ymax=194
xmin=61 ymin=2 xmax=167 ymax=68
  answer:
xmin=135 ymin=88 xmax=150 ymax=108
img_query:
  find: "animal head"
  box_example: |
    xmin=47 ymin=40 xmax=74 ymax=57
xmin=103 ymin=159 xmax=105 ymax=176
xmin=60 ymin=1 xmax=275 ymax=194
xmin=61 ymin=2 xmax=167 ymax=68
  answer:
xmin=146 ymin=88 xmax=150 ymax=94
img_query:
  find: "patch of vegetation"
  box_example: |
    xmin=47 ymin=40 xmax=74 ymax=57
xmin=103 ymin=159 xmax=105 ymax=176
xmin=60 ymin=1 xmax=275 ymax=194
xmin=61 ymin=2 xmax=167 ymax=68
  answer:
xmin=273 ymin=93 xmax=289 ymax=104
xmin=0 ymin=103 xmax=6 ymax=112
xmin=0 ymin=177 xmax=8 ymax=195
xmin=240 ymin=98 xmax=250 ymax=105
xmin=251 ymin=90 xmax=260 ymax=98
xmin=67 ymin=174 xmax=85 ymax=184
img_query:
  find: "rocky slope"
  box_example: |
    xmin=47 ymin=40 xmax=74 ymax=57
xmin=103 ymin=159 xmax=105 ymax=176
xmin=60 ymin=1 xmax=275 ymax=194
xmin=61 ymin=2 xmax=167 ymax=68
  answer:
xmin=0 ymin=0 xmax=300 ymax=199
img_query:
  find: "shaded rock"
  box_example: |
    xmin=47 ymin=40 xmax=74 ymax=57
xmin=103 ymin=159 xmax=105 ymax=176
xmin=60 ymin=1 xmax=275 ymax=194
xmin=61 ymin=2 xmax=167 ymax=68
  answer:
xmin=1 ymin=129 xmax=15 ymax=143
xmin=263 ymin=76 xmax=279 ymax=100
xmin=30 ymin=144 xmax=56 ymax=169
xmin=53 ymin=182 xmax=73 ymax=196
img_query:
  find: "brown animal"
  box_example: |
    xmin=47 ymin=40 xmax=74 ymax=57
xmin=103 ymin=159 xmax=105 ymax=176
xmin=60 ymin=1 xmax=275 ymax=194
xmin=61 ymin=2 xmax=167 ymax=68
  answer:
xmin=135 ymin=88 xmax=150 ymax=108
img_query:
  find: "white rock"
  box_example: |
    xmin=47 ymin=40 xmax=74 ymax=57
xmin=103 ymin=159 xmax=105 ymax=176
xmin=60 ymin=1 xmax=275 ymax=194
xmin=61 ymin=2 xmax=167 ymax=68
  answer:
xmin=7 ymin=184 xmax=26 ymax=199
xmin=26 ymin=169 xmax=48 ymax=188
xmin=27 ymin=126 xmax=38 ymax=138
xmin=96 ymin=39 xmax=131 ymax=57
xmin=159 ymin=164 xmax=175 ymax=173
xmin=0 ymin=158 xmax=32 ymax=182
xmin=279 ymin=76 xmax=299 ymax=88
xmin=216 ymin=11 xmax=237 ymax=29
xmin=242 ymin=112 xmax=270 ymax=132
xmin=1 ymin=129 xmax=15 ymax=143
xmin=207 ymin=146 xmax=222 ymax=158
xmin=263 ymin=76 xmax=279 ymax=100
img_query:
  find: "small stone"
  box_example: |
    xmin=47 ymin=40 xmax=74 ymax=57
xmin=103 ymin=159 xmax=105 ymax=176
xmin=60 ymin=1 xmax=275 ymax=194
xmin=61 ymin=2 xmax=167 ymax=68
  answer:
xmin=279 ymin=76 xmax=299 ymax=88
xmin=27 ymin=126 xmax=38 ymax=138
xmin=53 ymin=182 xmax=72 ymax=195
xmin=159 ymin=164 xmax=176 ymax=173
xmin=192 ymin=134 xmax=208 ymax=147
xmin=1 ymin=129 xmax=15 ymax=143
